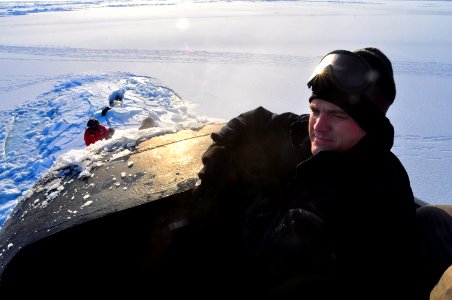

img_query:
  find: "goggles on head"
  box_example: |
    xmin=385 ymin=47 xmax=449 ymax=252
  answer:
xmin=307 ymin=50 xmax=377 ymax=94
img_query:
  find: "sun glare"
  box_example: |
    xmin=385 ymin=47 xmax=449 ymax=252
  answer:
xmin=176 ymin=18 xmax=190 ymax=31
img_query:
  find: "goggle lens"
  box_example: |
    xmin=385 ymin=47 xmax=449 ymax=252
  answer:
xmin=308 ymin=51 xmax=374 ymax=92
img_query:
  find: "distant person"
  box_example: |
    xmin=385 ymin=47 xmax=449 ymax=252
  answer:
xmin=108 ymin=90 xmax=125 ymax=107
xmin=84 ymin=118 xmax=114 ymax=146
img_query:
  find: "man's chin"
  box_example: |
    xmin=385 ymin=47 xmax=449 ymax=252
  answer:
xmin=311 ymin=143 xmax=334 ymax=155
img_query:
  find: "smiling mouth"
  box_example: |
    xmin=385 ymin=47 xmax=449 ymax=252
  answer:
xmin=313 ymin=135 xmax=333 ymax=144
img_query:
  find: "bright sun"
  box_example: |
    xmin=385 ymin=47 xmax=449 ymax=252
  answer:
xmin=176 ymin=18 xmax=190 ymax=31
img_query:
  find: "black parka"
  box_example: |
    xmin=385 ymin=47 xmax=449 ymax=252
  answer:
xmin=274 ymin=114 xmax=418 ymax=299
xmin=190 ymin=106 xmax=417 ymax=299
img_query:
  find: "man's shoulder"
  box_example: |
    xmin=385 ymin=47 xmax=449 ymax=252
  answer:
xmin=369 ymin=149 xmax=408 ymax=173
xmin=351 ymin=149 xmax=412 ymax=194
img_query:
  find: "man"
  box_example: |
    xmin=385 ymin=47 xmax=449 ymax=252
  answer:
xmin=189 ymin=48 xmax=417 ymax=298
xmin=256 ymin=48 xmax=418 ymax=299
xmin=191 ymin=48 xmax=451 ymax=298
xmin=84 ymin=118 xmax=112 ymax=146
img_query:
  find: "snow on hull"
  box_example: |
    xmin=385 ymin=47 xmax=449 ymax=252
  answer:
xmin=0 ymin=72 xmax=213 ymax=228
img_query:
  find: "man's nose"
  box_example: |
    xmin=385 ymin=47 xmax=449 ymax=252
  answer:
xmin=314 ymin=113 xmax=330 ymax=131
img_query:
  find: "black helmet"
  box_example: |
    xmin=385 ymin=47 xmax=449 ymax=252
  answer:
xmin=87 ymin=118 xmax=99 ymax=129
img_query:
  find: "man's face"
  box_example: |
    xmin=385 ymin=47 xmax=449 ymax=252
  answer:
xmin=309 ymin=98 xmax=367 ymax=155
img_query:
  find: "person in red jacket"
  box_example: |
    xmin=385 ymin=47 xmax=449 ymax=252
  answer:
xmin=84 ymin=118 xmax=111 ymax=146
